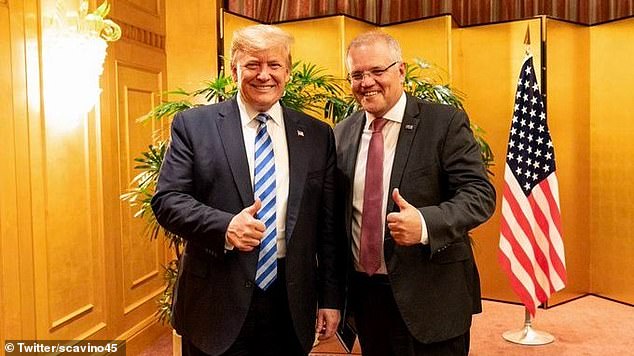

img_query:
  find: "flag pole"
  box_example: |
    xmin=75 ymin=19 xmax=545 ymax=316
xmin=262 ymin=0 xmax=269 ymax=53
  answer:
xmin=524 ymin=24 xmax=531 ymax=55
xmin=500 ymin=20 xmax=564 ymax=347
xmin=502 ymin=307 xmax=554 ymax=345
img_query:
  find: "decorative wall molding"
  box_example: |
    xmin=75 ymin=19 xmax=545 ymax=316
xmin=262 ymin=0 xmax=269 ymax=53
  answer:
xmin=114 ymin=62 xmax=167 ymax=325
xmin=112 ymin=18 xmax=165 ymax=49
xmin=50 ymin=304 xmax=94 ymax=330
xmin=121 ymin=0 xmax=160 ymax=17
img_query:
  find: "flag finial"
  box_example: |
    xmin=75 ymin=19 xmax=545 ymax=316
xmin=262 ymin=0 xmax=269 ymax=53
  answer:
xmin=524 ymin=25 xmax=531 ymax=55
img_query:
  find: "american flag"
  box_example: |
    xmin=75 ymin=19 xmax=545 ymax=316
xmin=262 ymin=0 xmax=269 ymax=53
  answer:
xmin=498 ymin=55 xmax=567 ymax=316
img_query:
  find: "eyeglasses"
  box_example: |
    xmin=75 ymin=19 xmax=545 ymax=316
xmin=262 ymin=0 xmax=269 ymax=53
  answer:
xmin=348 ymin=61 xmax=399 ymax=82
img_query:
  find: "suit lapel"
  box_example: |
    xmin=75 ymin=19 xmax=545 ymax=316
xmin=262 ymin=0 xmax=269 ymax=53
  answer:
xmin=283 ymin=107 xmax=308 ymax=243
xmin=216 ymin=99 xmax=254 ymax=207
xmin=342 ymin=111 xmax=365 ymax=183
xmin=342 ymin=111 xmax=365 ymax=239
xmin=387 ymin=95 xmax=421 ymax=214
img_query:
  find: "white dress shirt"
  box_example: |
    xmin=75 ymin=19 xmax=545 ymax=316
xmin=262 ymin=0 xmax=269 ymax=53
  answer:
xmin=352 ymin=92 xmax=428 ymax=274
xmin=225 ymin=94 xmax=289 ymax=257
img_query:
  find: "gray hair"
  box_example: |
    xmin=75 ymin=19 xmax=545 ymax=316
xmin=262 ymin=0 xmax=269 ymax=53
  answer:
xmin=231 ymin=25 xmax=294 ymax=68
xmin=346 ymin=31 xmax=403 ymax=68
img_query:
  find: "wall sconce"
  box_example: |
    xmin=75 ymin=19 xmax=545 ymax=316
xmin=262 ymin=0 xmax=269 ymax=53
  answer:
xmin=42 ymin=0 xmax=121 ymax=130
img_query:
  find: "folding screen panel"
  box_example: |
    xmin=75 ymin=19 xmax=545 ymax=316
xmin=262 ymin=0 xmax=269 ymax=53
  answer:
xmin=383 ymin=16 xmax=452 ymax=84
xmin=589 ymin=17 xmax=634 ymax=305
xmin=544 ymin=18 xmax=591 ymax=304
xmin=452 ymin=18 xmax=546 ymax=303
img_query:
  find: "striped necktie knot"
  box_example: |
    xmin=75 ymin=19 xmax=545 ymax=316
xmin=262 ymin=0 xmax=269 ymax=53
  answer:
xmin=256 ymin=112 xmax=271 ymax=124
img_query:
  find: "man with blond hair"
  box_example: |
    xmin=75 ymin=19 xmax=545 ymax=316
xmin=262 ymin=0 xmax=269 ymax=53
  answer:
xmin=152 ymin=24 xmax=343 ymax=356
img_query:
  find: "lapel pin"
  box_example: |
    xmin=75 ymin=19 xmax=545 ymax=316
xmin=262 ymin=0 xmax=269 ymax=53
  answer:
xmin=405 ymin=124 xmax=415 ymax=130
xmin=297 ymin=130 xmax=304 ymax=137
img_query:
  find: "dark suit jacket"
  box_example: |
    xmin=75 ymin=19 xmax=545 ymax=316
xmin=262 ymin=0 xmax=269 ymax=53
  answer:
xmin=151 ymin=98 xmax=343 ymax=355
xmin=334 ymin=94 xmax=496 ymax=343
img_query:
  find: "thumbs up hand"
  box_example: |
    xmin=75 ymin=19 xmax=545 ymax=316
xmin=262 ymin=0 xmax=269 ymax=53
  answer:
xmin=244 ymin=198 xmax=262 ymax=216
xmin=386 ymin=189 xmax=423 ymax=246
xmin=226 ymin=199 xmax=266 ymax=251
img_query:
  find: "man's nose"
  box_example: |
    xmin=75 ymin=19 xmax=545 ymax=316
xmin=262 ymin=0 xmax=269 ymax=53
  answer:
xmin=256 ymin=65 xmax=272 ymax=80
xmin=359 ymin=73 xmax=376 ymax=86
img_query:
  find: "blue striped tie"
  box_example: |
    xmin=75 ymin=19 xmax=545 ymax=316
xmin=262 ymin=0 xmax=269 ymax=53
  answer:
xmin=254 ymin=113 xmax=277 ymax=290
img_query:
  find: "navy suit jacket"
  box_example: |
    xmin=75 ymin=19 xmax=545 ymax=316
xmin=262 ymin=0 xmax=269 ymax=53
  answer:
xmin=151 ymin=98 xmax=343 ymax=355
xmin=335 ymin=94 xmax=496 ymax=343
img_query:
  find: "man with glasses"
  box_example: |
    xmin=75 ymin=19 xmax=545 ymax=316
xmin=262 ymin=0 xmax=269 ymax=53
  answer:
xmin=335 ymin=31 xmax=496 ymax=355
xmin=152 ymin=24 xmax=343 ymax=356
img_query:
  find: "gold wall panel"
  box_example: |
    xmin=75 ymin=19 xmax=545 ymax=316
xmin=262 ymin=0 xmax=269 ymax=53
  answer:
xmin=100 ymin=1 xmax=167 ymax=343
xmin=113 ymin=0 xmax=165 ymax=35
xmin=342 ymin=17 xmax=375 ymax=70
xmin=544 ymin=19 xmax=590 ymax=305
xmin=278 ymin=17 xmax=346 ymax=79
xmin=223 ymin=12 xmax=258 ymax=69
xmin=116 ymin=63 xmax=167 ymax=330
xmin=590 ymin=17 xmax=634 ymax=304
xmin=29 ymin=0 xmax=112 ymax=333
xmin=0 ymin=3 xmax=14 ymax=345
xmin=1 ymin=0 xmax=40 ymax=341
xmin=383 ymin=16 xmax=452 ymax=83
xmin=453 ymin=19 xmax=543 ymax=303
xmin=34 ymin=110 xmax=108 ymax=339
xmin=165 ymin=0 xmax=217 ymax=95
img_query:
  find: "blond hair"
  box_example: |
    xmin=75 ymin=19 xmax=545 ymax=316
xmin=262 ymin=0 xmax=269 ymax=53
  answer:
xmin=231 ymin=25 xmax=294 ymax=68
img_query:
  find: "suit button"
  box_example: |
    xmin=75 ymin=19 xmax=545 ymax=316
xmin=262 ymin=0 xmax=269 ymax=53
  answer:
xmin=244 ymin=281 xmax=252 ymax=288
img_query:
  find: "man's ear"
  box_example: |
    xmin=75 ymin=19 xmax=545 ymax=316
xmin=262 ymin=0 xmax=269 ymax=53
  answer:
xmin=231 ymin=65 xmax=238 ymax=82
xmin=398 ymin=62 xmax=406 ymax=84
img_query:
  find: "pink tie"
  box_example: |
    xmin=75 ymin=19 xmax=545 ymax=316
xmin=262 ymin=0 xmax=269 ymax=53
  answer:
xmin=360 ymin=118 xmax=387 ymax=275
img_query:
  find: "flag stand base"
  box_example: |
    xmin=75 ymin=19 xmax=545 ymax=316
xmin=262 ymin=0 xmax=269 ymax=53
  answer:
xmin=502 ymin=308 xmax=554 ymax=345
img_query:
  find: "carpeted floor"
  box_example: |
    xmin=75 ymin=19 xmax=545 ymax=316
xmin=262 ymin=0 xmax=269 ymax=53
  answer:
xmin=139 ymin=295 xmax=634 ymax=355
xmin=469 ymin=295 xmax=634 ymax=356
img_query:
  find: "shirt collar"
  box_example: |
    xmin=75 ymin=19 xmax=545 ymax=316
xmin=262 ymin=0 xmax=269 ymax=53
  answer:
xmin=237 ymin=93 xmax=283 ymax=128
xmin=364 ymin=91 xmax=407 ymax=129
